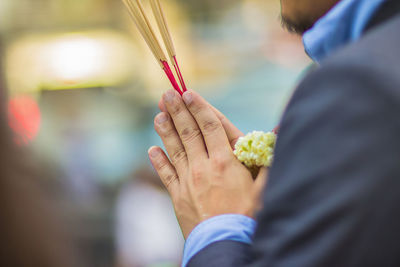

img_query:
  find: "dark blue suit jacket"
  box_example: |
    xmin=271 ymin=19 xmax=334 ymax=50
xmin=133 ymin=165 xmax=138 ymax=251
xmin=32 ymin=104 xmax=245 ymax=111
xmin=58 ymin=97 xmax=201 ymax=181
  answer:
xmin=189 ymin=1 xmax=400 ymax=266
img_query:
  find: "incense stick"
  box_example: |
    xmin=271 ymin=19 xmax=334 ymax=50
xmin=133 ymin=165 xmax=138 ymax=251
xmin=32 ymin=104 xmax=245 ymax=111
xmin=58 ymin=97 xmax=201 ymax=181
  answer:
xmin=150 ymin=0 xmax=187 ymax=92
xmin=122 ymin=0 xmax=186 ymax=95
xmin=122 ymin=0 xmax=162 ymax=67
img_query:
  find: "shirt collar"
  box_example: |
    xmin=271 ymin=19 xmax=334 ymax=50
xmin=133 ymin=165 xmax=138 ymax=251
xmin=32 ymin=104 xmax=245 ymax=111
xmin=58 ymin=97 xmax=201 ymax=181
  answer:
xmin=303 ymin=0 xmax=386 ymax=62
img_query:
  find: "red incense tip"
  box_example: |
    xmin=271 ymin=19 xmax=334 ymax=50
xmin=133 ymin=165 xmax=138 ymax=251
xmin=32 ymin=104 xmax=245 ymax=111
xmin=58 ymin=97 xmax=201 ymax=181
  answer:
xmin=173 ymin=56 xmax=187 ymax=92
xmin=161 ymin=61 xmax=183 ymax=95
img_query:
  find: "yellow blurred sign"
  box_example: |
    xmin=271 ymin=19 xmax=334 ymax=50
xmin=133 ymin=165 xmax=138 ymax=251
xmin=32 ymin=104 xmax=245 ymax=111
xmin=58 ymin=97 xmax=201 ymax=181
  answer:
xmin=5 ymin=30 xmax=140 ymax=93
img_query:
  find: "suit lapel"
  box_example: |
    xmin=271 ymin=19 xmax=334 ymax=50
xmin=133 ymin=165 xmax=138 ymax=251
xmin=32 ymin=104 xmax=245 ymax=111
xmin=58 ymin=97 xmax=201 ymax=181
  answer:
xmin=365 ymin=0 xmax=400 ymax=33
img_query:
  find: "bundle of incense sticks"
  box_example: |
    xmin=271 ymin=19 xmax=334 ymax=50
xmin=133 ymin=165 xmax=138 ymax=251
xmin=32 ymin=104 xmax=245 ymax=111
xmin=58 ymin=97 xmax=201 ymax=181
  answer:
xmin=122 ymin=0 xmax=187 ymax=95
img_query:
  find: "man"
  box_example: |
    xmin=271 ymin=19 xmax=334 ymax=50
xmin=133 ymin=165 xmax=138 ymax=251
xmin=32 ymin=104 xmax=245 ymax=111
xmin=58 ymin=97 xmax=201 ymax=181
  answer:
xmin=148 ymin=0 xmax=400 ymax=266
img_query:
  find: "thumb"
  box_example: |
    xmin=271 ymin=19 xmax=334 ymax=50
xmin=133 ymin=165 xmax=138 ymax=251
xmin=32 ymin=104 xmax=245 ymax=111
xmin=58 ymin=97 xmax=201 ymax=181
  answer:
xmin=252 ymin=167 xmax=268 ymax=213
xmin=254 ymin=167 xmax=268 ymax=196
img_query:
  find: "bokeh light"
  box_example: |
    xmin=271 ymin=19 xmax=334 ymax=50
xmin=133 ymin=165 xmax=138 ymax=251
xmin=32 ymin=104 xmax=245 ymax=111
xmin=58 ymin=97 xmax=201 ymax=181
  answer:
xmin=5 ymin=31 xmax=140 ymax=93
xmin=49 ymin=36 xmax=105 ymax=82
xmin=8 ymin=95 xmax=41 ymax=145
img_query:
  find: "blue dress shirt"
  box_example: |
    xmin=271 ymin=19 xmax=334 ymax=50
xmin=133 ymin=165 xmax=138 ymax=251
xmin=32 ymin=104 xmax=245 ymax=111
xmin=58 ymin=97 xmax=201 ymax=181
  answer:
xmin=182 ymin=215 xmax=256 ymax=267
xmin=182 ymin=0 xmax=385 ymax=266
xmin=303 ymin=0 xmax=386 ymax=62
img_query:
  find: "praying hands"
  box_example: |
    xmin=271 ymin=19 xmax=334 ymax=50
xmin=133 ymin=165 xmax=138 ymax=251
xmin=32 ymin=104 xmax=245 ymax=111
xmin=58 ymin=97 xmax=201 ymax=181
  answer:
xmin=148 ymin=90 xmax=267 ymax=238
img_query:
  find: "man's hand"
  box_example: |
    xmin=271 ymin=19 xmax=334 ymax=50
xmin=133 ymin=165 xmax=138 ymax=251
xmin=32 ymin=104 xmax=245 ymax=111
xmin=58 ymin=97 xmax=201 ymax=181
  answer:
xmin=148 ymin=90 xmax=267 ymax=239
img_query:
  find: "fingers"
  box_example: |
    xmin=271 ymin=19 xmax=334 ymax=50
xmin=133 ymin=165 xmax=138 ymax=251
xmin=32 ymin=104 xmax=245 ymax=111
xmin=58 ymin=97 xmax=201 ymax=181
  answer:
xmin=182 ymin=90 xmax=232 ymax=157
xmin=162 ymin=90 xmax=208 ymax=160
xmin=209 ymin=105 xmax=244 ymax=149
xmin=158 ymin=99 xmax=166 ymax=112
xmin=148 ymin=146 xmax=180 ymax=198
xmin=159 ymin=92 xmax=243 ymax=149
xmin=154 ymin=112 xmax=188 ymax=175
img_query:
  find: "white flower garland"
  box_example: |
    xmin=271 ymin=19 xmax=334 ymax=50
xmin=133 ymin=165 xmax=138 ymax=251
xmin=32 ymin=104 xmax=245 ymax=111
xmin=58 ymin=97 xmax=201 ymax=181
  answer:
xmin=234 ymin=131 xmax=277 ymax=168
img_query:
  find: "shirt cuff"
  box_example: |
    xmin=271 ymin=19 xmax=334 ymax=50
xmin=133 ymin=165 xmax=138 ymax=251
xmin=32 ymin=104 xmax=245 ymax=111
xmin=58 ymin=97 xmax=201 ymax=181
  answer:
xmin=182 ymin=214 xmax=256 ymax=267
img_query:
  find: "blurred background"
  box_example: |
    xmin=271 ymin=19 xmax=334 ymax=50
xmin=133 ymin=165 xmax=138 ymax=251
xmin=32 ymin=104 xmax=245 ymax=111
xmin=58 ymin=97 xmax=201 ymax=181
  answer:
xmin=0 ymin=0 xmax=311 ymax=266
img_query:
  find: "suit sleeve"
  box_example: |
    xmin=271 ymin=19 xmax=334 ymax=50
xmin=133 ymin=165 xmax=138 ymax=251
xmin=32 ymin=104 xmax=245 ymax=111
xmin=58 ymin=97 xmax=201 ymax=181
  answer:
xmin=188 ymin=63 xmax=400 ymax=267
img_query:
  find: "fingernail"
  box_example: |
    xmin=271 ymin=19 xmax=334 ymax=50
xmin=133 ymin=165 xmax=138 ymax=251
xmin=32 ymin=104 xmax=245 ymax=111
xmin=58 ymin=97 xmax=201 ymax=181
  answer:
xmin=156 ymin=113 xmax=168 ymax=124
xmin=164 ymin=90 xmax=175 ymax=103
xmin=183 ymin=92 xmax=193 ymax=105
xmin=149 ymin=147 xmax=161 ymax=158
